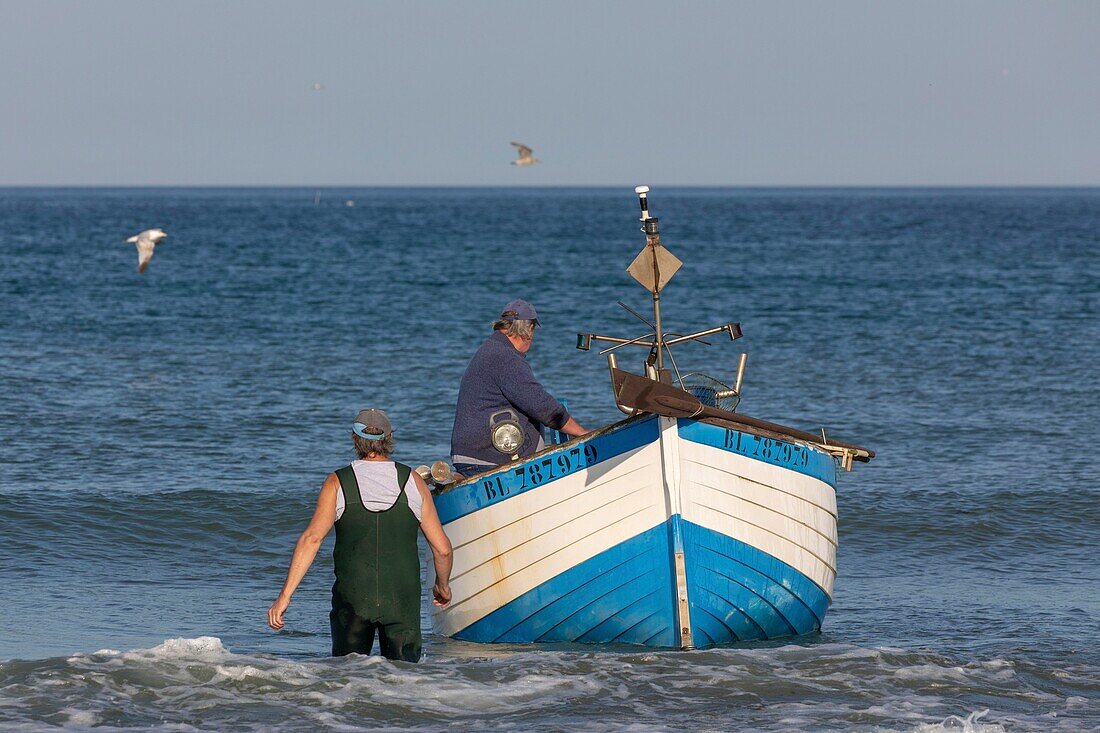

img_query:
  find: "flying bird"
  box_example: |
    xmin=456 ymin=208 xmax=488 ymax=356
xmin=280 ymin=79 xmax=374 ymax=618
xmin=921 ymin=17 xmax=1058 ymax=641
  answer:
xmin=510 ymin=142 xmax=540 ymax=167
xmin=125 ymin=228 xmax=168 ymax=274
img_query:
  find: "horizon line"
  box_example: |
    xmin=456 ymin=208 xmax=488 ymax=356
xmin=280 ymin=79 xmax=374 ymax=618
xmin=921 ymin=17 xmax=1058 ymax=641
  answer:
xmin=2 ymin=183 xmax=1099 ymax=190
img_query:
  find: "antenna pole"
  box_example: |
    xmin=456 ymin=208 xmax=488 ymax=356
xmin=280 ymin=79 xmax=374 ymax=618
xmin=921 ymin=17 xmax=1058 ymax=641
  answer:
xmin=635 ymin=185 xmax=664 ymax=371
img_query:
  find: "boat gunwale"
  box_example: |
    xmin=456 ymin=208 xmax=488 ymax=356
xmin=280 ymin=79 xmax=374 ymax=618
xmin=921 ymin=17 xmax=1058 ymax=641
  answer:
xmin=433 ymin=410 xmax=853 ymax=497
xmin=432 ymin=414 xmax=649 ymax=495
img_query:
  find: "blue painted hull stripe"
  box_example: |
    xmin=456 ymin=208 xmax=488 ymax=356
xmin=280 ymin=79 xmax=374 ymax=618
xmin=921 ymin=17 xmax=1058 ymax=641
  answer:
xmin=687 ymin=520 xmax=831 ymax=609
xmin=614 ymin=609 xmax=664 ymax=644
xmin=435 ymin=416 xmax=660 ymax=524
xmin=450 ymin=515 xmax=831 ymax=648
xmin=695 ymin=542 xmax=823 ymax=628
xmin=541 ymin=567 xmax=658 ymax=641
xmin=643 ymin=626 xmax=670 ymax=646
xmin=698 ymin=559 xmax=800 ymax=637
xmin=696 ymin=594 xmax=764 ymax=640
xmin=579 ymin=590 xmax=662 ymax=643
xmin=698 ymin=576 xmax=795 ymax=639
xmin=678 ymin=418 xmax=837 ymax=488
xmin=501 ymin=542 xmax=655 ymax=640
xmin=690 ymin=622 xmax=715 ymax=649
xmin=682 ymin=519 xmax=831 ymax=645
xmin=455 ymin=522 xmax=676 ymax=647
xmin=695 ymin=545 xmax=814 ymax=632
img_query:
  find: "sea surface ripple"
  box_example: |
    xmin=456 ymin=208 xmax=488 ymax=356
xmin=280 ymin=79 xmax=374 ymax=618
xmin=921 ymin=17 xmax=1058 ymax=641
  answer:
xmin=1 ymin=187 xmax=1098 ymax=731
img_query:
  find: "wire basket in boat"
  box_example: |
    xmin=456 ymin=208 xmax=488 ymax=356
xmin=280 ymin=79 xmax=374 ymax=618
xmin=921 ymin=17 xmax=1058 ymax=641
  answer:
xmin=677 ymin=372 xmax=740 ymax=412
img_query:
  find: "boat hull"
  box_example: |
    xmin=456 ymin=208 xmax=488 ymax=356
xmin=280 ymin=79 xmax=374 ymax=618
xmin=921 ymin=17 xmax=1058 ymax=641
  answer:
xmin=431 ymin=414 xmax=838 ymax=648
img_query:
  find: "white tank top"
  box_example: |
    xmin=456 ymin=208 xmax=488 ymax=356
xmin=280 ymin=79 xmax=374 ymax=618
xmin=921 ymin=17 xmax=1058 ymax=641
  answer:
xmin=335 ymin=460 xmax=423 ymax=522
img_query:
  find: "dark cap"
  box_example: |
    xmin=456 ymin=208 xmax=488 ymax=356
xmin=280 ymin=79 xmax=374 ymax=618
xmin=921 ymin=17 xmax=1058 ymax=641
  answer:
xmin=353 ymin=408 xmax=393 ymax=440
xmin=499 ymin=299 xmax=540 ymax=327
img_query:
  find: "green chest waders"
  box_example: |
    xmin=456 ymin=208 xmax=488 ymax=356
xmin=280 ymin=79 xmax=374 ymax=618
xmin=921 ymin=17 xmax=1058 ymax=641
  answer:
xmin=330 ymin=462 xmax=422 ymax=661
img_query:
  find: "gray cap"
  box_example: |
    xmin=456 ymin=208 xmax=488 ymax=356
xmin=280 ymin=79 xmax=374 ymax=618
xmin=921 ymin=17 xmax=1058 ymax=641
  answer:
xmin=500 ymin=298 xmax=540 ymax=327
xmin=353 ymin=408 xmax=392 ymax=440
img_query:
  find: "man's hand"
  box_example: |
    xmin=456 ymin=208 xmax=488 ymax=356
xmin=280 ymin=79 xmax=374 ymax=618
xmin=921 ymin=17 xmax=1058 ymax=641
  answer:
xmin=561 ymin=417 xmax=589 ymax=438
xmin=268 ymin=593 xmax=291 ymax=630
xmin=432 ymin=582 xmax=452 ymax=608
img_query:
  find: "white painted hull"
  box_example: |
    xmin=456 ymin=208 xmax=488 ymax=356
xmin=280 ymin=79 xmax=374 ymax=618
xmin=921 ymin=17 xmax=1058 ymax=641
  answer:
xmin=430 ymin=413 xmax=839 ymax=648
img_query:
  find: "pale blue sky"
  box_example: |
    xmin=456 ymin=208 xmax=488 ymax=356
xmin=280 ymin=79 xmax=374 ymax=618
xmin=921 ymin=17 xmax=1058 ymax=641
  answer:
xmin=1 ymin=1 xmax=1097 ymax=185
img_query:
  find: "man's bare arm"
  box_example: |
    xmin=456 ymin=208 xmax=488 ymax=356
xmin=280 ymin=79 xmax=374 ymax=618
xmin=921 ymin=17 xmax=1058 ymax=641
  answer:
xmin=267 ymin=474 xmax=339 ymax=630
xmin=414 ymin=473 xmax=454 ymax=607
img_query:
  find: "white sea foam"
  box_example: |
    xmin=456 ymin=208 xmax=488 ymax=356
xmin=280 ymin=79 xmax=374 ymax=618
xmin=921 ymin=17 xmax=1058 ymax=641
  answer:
xmin=67 ymin=636 xmax=229 ymax=666
xmin=142 ymin=635 xmax=230 ymax=659
xmin=60 ymin=708 xmax=99 ymax=727
xmin=3 ymin=639 xmax=1097 ymax=732
xmin=212 ymin=661 xmax=313 ymax=684
xmin=892 ymin=662 xmax=1016 ymax=684
xmin=908 ymin=709 xmax=1006 ymax=733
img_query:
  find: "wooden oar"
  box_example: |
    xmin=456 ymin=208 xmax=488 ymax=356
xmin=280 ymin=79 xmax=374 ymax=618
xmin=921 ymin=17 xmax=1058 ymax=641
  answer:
xmin=611 ymin=368 xmax=875 ymax=461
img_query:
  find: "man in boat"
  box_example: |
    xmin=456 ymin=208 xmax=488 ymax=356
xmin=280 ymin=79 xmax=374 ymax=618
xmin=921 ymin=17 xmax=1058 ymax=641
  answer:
xmin=450 ymin=299 xmax=589 ymax=477
xmin=268 ymin=408 xmax=453 ymax=662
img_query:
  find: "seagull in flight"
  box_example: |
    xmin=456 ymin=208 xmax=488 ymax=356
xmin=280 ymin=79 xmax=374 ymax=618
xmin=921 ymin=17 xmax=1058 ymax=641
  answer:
xmin=510 ymin=142 xmax=540 ymax=167
xmin=125 ymin=228 xmax=168 ymax=274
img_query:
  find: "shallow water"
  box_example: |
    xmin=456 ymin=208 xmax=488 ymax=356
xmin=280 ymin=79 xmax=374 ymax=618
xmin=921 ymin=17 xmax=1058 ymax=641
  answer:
xmin=1 ymin=187 xmax=1098 ymax=730
xmin=1 ymin=636 xmax=1093 ymax=732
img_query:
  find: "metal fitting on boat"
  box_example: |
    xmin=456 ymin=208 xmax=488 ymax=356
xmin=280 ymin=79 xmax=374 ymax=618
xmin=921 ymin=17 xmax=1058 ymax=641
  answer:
xmin=430 ymin=460 xmax=454 ymax=484
xmin=734 ymin=352 xmax=747 ymax=394
xmin=489 ymin=410 xmax=523 ymax=460
xmin=416 ymin=461 xmax=459 ymax=486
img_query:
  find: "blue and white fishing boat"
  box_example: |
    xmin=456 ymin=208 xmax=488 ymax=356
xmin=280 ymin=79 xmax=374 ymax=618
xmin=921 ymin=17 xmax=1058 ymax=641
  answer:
xmin=428 ymin=187 xmax=874 ymax=649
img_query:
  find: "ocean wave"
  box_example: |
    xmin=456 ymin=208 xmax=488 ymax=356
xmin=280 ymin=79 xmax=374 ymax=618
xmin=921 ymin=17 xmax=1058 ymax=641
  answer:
xmin=1 ymin=638 xmax=1097 ymax=732
xmin=891 ymin=710 xmax=1005 ymax=733
xmin=4 ymin=481 xmax=1098 ymax=566
xmin=838 ymin=484 xmax=1100 ymax=559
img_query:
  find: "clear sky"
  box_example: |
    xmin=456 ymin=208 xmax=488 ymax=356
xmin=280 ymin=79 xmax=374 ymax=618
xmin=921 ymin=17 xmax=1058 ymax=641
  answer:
xmin=1 ymin=1 xmax=1097 ymax=186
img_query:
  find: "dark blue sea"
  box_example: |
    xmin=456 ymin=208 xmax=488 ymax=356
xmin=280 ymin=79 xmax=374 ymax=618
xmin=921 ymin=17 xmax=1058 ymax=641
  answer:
xmin=1 ymin=187 xmax=1098 ymax=731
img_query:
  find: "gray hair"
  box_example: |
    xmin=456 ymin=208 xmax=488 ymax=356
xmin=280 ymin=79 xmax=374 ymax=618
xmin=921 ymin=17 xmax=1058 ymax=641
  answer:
xmin=492 ymin=318 xmax=536 ymax=340
xmin=352 ymin=432 xmax=395 ymax=459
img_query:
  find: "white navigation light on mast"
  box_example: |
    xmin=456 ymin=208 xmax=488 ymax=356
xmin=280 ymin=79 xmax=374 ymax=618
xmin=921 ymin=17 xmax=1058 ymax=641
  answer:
xmin=635 ymin=185 xmax=651 ymax=221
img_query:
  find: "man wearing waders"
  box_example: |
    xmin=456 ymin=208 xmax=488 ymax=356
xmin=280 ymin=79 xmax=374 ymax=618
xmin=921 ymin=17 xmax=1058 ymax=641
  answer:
xmin=268 ymin=408 xmax=453 ymax=662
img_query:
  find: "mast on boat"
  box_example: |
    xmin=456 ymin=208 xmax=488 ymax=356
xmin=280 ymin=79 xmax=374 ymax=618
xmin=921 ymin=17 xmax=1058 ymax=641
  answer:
xmin=577 ymin=186 xmax=745 ymax=393
xmin=577 ymin=186 xmax=872 ymax=470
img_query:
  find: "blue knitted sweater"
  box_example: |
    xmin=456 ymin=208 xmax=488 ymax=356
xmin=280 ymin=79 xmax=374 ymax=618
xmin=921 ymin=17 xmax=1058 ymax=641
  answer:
xmin=450 ymin=331 xmax=570 ymax=466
